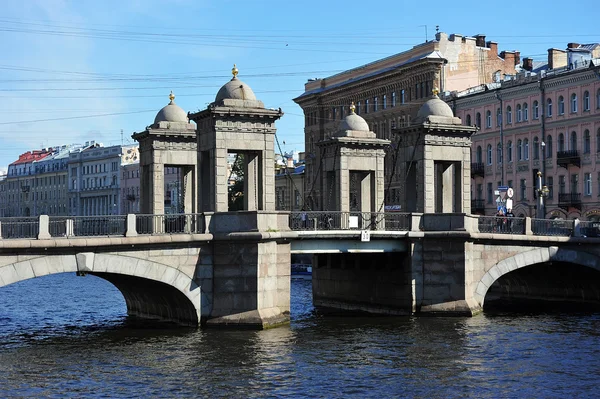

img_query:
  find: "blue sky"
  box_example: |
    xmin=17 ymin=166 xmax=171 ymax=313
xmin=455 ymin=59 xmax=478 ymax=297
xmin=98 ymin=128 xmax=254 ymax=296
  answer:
xmin=0 ymin=0 xmax=597 ymax=169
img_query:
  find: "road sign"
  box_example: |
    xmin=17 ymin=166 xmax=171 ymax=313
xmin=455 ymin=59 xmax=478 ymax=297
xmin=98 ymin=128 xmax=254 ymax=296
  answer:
xmin=507 ymin=188 xmax=514 ymax=198
xmin=498 ymin=186 xmax=509 ymax=191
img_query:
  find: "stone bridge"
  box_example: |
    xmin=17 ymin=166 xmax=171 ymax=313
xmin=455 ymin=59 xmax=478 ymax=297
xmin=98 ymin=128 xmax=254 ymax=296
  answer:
xmin=1 ymin=212 xmax=600 ymax=328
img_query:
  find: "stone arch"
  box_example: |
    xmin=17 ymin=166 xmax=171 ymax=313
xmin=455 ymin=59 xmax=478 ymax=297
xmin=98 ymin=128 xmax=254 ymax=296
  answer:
xmin=474 ymin=247 xmax=600 ymax=307
xmin=0 ymin=252 xmax=201 ymax=326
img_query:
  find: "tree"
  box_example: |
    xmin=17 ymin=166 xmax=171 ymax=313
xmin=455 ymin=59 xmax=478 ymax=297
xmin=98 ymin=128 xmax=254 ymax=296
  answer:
xmin=228 ymin=154 xmax=245 ymax=211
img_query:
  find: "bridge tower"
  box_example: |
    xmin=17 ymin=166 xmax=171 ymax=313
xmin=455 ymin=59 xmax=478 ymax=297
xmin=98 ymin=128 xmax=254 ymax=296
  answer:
xmin=394 ymin=90 xmax=476 ymax=213
xmin=189 ymin=65 xmax=290 ymax=329
xmin=317 ymin=103 xmax=389 ymax=214
xmin=132 ymin=92 xmax=198 ymax=215
xmin=190 ymin=65 xmax=283 ymax=212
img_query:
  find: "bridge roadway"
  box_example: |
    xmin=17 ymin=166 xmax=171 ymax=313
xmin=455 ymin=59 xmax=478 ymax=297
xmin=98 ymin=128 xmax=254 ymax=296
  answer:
xmin=1 ymin=212 xmax=599 ymax=327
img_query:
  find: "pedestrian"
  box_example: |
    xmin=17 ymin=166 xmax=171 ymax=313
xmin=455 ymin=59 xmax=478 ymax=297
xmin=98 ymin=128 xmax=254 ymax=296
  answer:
xmin=496 ymin=208 xmax=505 ymax=232
xmin=506 ymin=208 xmax=515 ymax=232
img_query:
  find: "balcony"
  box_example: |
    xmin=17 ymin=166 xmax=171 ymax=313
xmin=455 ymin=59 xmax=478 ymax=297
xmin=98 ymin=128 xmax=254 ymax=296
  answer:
xmin=471 ymin=199 xmax=485 ymax=214
xmin=558 ymin=192 xmax=581 ymax=210
xmin=471 ymin=162 xmax=485 ymax=178
xmin=556 ymin=149 xmax=580 ymax=169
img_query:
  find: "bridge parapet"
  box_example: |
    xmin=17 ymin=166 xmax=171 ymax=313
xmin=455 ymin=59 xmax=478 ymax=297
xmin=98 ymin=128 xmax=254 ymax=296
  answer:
xmin=0 ymin=213 xmax=590 ymax=240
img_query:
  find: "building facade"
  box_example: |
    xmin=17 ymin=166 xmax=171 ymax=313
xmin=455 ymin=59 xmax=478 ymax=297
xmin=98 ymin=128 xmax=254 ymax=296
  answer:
xmin=294 ymin=32 xmax=519 ymax=211
xmin=68 ymin=142 xmax=139 ymax=216
xmin=452 ymin=44 xmax=600 ymax=221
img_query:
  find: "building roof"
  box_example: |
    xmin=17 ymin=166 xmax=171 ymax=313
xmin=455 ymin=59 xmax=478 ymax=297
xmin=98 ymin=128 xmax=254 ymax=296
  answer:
xmin=295 ymin=50 xmax=445 ymax=100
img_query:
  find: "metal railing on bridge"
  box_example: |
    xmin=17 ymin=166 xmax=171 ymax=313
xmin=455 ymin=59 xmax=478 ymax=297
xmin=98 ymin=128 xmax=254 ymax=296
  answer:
xmin=0 ymin=212 xmax=595 ymax=240
xmin=289 ymin=211 xmax=411 ymax=231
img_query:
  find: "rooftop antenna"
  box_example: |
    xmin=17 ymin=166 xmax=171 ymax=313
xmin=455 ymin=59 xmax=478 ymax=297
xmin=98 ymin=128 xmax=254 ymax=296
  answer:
xmin=436 ymin=25 xmax=440 ymax=34
xmin=419 ymin=25 xmax=428 ymax=42
xmin=121 ymin=129 xmax=123 ymax=145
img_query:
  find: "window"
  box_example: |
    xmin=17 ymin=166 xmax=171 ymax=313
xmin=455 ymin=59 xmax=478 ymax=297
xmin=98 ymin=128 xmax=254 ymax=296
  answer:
xmin=487 ymin=144 xmax=493 ymax=165
xmin=558 ymin=96 xmax=565 ymax=115
xmin=374 ymin=97 xmax=378 ymax=112
xmin=584 ymin=130 xmax=591 ymax=154
xmin=570 ymin=131 xmax=577 ymax=152
xmin=547 ymin=99 xmax=553 ymax=117
xmin=584 ymin=91 xmax=590 ymax=111
xmin=466 ymin=114 xmax=472 ymax=126
xmin=559 ymin=175 xmax=565 ymax=194
xmin=496 ymin=108 xmax=501 ymax=127
xmin=497 ymin=143 xmax=502 ymax=164
xmin=487 ymin=182 xmax=493 ymax=204
xmin=506 ymin=106 xmax=512 ymax=124
xmin=597 ymin=128 xmax=600 ymax=153
xmin=356 ymin=101 xmax=361 ymax=115
xmin=520 ymin=179 xmax=527 ymax=200
xmin=391 ymin=92 xmax=396 ymax=107
xmin=533 ymin=137 xmax=539 ymax=160
xmin=517 ymin=139 xmax=523 ymax=161
xmin=507 ymin=141 xmax=513 ymax=162
xmin=523 ymin=103 xmax=528 ymax=121
xmin=383 ymin=95 xmax=387 ymax=109
xmin=476 ymin=112 xmax=481 ymax=127
xmin=486 ymin=110 xmax=492 ymax=128
xmin=571 ymin=93 xmax=577 ymax=113
xmin=558 ymin=133 xmax=565 ymax=152
xmin=571 ymin=174 xmax=579 ymax=194
xmin=476 ymin=146 xmax=482 ymax=163
xmin=533 ymin=101 xmax=539 ymax=119
xmin=365 ymin=99 xmax=369 ymax=114
xmin=547 ymin=176 xmax=553 ymax=199
xmin=524 ymin=139 xmax=529 ymax=160
xmin=585 ymin=173 xmax=592 ymax=196
xmin=401 ymin=89 xmax=405 ymax=104
xmin=597 ymin=89 xmax=600 ymax=109
xmin=517 ymin=104 xmax=522 ymax=122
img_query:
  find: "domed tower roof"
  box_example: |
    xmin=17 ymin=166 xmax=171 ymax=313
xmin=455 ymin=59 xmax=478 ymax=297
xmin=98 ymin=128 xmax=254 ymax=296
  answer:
xmin=154 ymin=92 xmax=188 ymax=124
xmin=339 ymin=103 xmax=370 ymax=132
xmin=215 ymin=64 xmax=257 ymax=102
xmin=415 ymin=89 xmax=461 ymax=125
xmin=334 ymin=103 xmax=375 ymax=138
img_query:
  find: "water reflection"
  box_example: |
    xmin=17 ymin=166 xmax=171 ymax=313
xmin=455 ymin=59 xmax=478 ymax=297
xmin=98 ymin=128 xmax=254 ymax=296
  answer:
xmin=2 ymin=274 xmax=600 ymax=397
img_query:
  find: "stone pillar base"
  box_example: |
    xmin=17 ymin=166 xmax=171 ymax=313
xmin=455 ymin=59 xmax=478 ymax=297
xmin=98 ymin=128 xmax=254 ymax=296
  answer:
xmin=418 ymin=299 xmax=482 ymax=316
xmin=314 ymin=298 xmax=411 ymax=316
xmin=205 ymin=308 xmax=290 ymax=329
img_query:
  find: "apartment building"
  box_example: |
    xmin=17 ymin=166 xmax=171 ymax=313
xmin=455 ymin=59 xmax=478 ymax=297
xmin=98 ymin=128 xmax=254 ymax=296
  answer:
xmin=294 ymin=31 xmax=520 ymax=211
xmin=452 ymin=43 xmax=600 ymax=221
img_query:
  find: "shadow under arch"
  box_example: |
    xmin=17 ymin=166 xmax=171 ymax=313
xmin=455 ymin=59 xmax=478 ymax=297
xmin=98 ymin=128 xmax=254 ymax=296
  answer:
xmin=0 ymin=252 xmax=200 ymax=326
xmin=474 ymin=247 xmax=600 ymax=308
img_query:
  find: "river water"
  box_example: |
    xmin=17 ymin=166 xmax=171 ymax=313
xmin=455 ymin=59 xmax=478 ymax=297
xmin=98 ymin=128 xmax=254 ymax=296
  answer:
xmin=1 ymin=274 xmax=599 ymax=398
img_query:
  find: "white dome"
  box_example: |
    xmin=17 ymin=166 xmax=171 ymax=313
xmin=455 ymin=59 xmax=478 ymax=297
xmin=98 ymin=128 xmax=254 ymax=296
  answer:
xmin=417 ymin=95 xmax=454 ymax=120
xmin=215 ymin=77 xmax=257 ymax=102
xmin=339 ymin=112 xmax=370 ymax=132
xmin=154 ymin=92 xmax=188 ymax=124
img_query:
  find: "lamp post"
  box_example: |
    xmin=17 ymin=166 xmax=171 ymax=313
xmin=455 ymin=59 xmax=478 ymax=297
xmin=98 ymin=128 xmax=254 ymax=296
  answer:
xmin=536 ymin=171 xmax=549 ymax=219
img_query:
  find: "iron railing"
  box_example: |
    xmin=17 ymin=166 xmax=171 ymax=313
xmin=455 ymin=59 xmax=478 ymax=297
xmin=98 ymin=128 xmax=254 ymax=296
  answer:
xmin=478 ymin=216 xmax=526 ymax=234
xmin=531 ymin=218 xmax=573 ymax=236
xmin=289 ymin=211 xmax=410 ymax=231
xmin=136 ymin=214 xmax=203 ymax=235
xmin=72 ymin=215 xmax=127 ymax=237
xmin=0 ymin=217 xmax=39 ymax=239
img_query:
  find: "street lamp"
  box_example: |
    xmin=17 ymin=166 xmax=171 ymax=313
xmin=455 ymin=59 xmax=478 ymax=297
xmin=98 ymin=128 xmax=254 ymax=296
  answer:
xmin=536 ymin=171 xmax=549 ymax=219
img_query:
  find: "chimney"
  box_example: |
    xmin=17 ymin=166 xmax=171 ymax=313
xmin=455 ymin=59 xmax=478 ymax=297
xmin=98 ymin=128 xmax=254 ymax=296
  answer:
xmin=486 ymin=41 xmax=498 ymax=56
xmin=523 ymin=57 xmax=534 ymax=71
xmin=475 ymin=34 xmax=486 ymax=47
xmin=514 ymin=51 xmax=521 ymax=66
xmin=287 ymin=157 xmax=294 ymax=168
xmin=548 ymin=48 xmax=567 ymax=69
xmin=567 ymin=42 xmax=580 ymax=49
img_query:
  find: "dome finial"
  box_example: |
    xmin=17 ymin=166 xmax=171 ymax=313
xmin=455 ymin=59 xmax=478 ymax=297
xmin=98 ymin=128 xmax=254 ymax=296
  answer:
xmin=350 ymin=102 xmax=356 ymax=114
xmin=169 ymin=91 xmax=175 ymax=103
xmin=232 ymin=64 xmax=239 ymax=79
xmin=432 ymin=87 xmax=439 ymax=97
